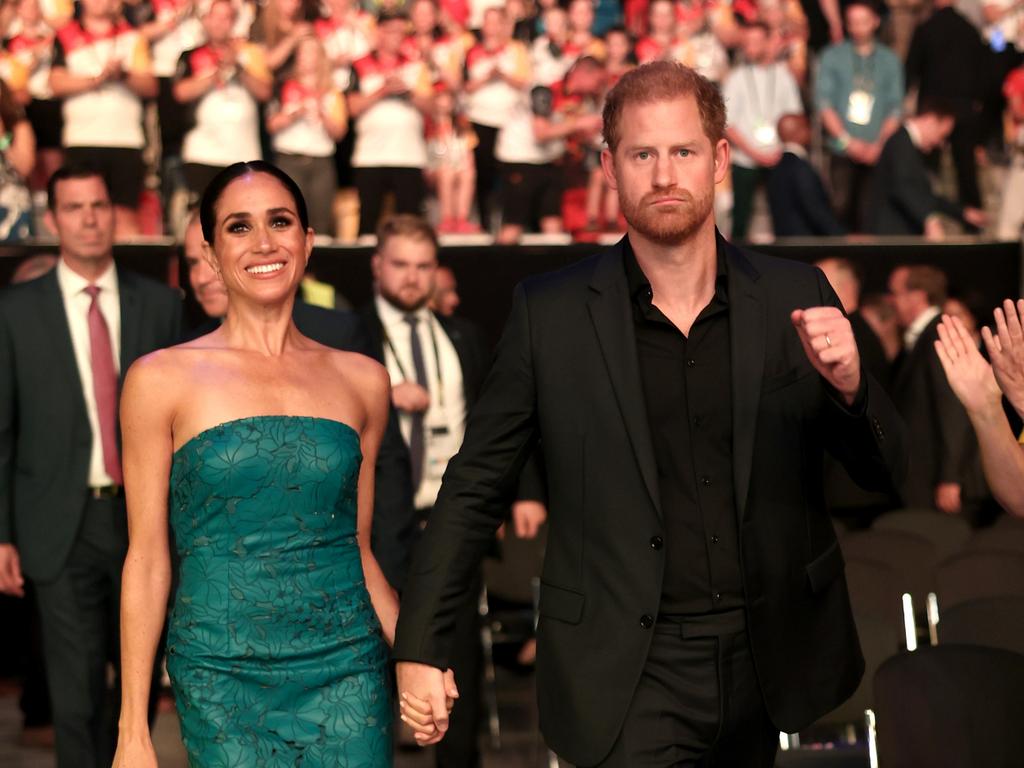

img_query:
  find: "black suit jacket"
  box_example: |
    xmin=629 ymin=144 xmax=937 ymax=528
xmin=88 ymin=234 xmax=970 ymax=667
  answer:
xmin=767 ymin=151 xmax=845 ymax=237
xmin=184 ymin=301 xmax=417 ymax=591
xmin=0 ymin=267 xmax=182 ymax=582
xmin=867 ymin=127 xmax=963 ymax=235
xmin=393 ymin=236 xmax=907 ymax=765
xmin=891 ymin=314 xmax=975 ymax=509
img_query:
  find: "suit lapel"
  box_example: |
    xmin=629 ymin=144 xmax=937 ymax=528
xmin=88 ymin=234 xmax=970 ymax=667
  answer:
xmin=38 ymin=270 xmax=89 ymax=419
xmin=586 ymin=243 xmax=662 ymax=517
xmin=117 ymin=268 xmax=141 ymax=377
xmin=725 ymin=241 xmax=766 ymax=520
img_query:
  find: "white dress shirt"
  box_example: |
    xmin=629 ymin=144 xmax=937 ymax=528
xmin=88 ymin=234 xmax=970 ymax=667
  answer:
xmin=375 ymin=295 xmax=466 ymax=509
xmin=56 ymin=259 xmax=121 ymax=488
xmin=903 ymin=305 xmax=941 ymax=352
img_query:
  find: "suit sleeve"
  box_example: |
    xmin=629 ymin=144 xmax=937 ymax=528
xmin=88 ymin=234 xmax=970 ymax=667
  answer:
xmin=370 ymin=406 xmax=416 ymax=591
xmin=888 ymin=138 xmax=962 ymax=227
xmin=815 ymin=269 xmax=908 ymax=494
xmin=0 ymin=305 xmax=14 ymax=543
xmin=393 ymin=283 xmax=540 ymax=668
xmin=795 ymin=163 xmax=845 ymax=236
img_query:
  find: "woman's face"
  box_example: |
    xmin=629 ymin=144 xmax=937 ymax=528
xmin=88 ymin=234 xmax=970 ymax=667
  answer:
xmin=277 ymin=0 xmax=302 ymax=22
xmin=606 ymin=30 xmax=630 ymax=62
xmin=203 ymin=172 xmax=312 ymax=308
xmin=17 ymin=0 xmax=41 ymax=25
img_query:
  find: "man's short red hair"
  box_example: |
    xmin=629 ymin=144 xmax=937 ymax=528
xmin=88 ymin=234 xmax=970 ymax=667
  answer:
xmin=602 ymin=61 xmax=727 ymax=152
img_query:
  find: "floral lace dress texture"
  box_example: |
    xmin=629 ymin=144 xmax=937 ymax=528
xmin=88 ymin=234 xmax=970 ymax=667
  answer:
xmin=167 ymin=415 xmax=392 ymax=767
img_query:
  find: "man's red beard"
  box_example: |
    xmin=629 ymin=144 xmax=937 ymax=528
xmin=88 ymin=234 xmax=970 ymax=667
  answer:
xmin=619 ymin=186 xmax=715 ymax=245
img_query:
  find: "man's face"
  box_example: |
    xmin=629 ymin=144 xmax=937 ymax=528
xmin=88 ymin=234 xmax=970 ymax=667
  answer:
xmin=372 ymin=235 xmax=438 ymax=312
xmin=601 ymin=95 xmax=728 ymax=245
xmin=379 ymin=18 xmax=407 ymax=53
xmin=482 ymin=8 xmax=506 ymax=40
xmin=203 ymin=1 xmax=236 ymax=43
xmin=741 ymin=26 xmax=768 ymax=63
xmin=887 ymin=267 xmax=925 ymax=328
xmin=568 ymin=0 xmax=593 ymax=33
xmin=47 ymin=175 xmax=116 ymax=266
xmin=845 ymin=5 xmax=879 ymax=45
xmin=648 ymin=0 xmax=675 ymax=35
xmin=185 ymin=219 xmax=229 ymax=318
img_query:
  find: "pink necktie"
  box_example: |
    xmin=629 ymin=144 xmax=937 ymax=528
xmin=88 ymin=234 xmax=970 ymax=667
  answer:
xmin=84 ymin=285 xmax=122 ymax=485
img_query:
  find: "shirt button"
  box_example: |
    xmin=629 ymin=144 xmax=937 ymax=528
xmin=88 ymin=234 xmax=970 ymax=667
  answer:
xmin=701 ymin=475 xmax=712 ymax=487
xmin=640 ymin=614 xmax=654 ymax=629
xmin=687 ymin=359 xmax=697 ymax=368
xmin=713 ymin=592 xmax=722 ymax=602
xmin=650 ymin=535 xmax=663 ymax=550
xmin=711 ymin=535 xmax=719 ymax=544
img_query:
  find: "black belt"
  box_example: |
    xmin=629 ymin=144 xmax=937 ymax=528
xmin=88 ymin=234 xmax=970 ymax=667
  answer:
xmin=654 ymin=608 xmax=747 ymax=639
xmin=89 ymin=485 xmax=123 ymax=500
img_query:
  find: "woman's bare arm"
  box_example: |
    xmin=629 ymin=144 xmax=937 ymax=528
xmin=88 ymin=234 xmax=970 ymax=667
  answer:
xmin=113 ymin=352 xmax=177 ymax=764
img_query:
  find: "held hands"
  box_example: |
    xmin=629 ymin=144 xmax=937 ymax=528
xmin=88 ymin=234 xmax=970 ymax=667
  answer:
xmin=791 ymin=307 xmax=861 ymax=406
xmin=934 ymin=313 xmax=1002 ymax=418
xmin=396 ymin=662 xmax=459 ymax=746
xmin=984 ymin=299 xmax=1024 ymax=418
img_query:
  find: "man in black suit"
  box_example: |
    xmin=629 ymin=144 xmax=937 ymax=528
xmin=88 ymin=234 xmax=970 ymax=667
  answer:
xmin=180 ymin=215 xmax=417 ymax=591
xmin=361 ymin=214 xmax=547 ymax=768
xmin=888 ymin=264 xmax=977 ymax=515
xmin=767 ymin=114 xmax=845 ymax=237
xmin=0 ymin=164 xmax=182 ymax=768
xmin=866 ymin=101 xmax=987 ymax=237
xmin=394 ymin=61 xmax=906 ymax=766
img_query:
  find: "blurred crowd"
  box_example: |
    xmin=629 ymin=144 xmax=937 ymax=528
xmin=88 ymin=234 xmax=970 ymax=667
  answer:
xmin=2 ymin=0 xmax=1024 ymax=242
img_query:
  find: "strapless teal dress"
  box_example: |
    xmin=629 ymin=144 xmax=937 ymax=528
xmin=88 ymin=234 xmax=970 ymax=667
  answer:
xmin=167 ymin=415 xmax=392 ymax=767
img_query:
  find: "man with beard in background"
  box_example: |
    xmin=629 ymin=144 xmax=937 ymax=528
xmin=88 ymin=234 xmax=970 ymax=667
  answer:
xmin=393 ymin=61 xmax=906 ymax=766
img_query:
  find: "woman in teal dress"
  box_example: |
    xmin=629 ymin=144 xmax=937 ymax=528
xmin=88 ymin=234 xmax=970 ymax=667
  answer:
xmin=111 ymin=161 xmax=415 ymax=767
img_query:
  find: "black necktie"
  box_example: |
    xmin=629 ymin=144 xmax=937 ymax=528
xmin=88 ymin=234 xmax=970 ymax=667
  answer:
xmin=404 ymin=313 xmax=429 ymax=492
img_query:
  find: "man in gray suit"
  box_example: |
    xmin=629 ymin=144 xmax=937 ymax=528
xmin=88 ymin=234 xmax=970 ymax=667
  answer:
xmin=0 ymin=164 xmax=182 ymax=767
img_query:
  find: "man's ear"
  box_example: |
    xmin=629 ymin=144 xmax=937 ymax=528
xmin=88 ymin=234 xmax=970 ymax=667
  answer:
xmin=714 ymin=138 xmax=730 ymax=185
xmin=600 ymin=147 xmax=618 ymax=191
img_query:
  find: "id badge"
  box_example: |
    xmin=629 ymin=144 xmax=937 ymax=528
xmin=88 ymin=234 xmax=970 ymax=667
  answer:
xmin=847 ymin=90 xmax=875 ymax=126
xmin=753 ymin=122 xmax=777 ymax=146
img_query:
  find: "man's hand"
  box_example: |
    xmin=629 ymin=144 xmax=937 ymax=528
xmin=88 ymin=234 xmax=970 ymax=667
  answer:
xmin=963 ymin=207 xmax=988 ymax=229
xmin=791 ymin=307 xmax=861 ymax=406
xmin=392 ymin=381 xmax=430 ymax=413
xmin=512 ymin=500 xmax=547 ymax=539
xmin=396 ymin=662 xmax=459 ymax=746
xmin=0 ymin=544 xmax=25 ymax=597
xmin=754 ymin=148 xmax=782 ymax=167
xmin=924 ymin=215 xmax=946 ymax=241
xmin=985 ymin=299 xmax=1024 ymax=418
xmin=935 ymin=482 xmax=963 ymax=514
xmin=935 ymin=314 xmax=1002 ymax=418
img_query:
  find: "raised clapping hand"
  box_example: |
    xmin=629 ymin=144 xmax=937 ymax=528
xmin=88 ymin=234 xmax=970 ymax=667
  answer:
xmin=790 ymin=306 xmax=861 ymax=406
xmin=985 ymin=299 xmax=1024 ymax=419
xmin=934 ymin=313 xmax=1002 ymax=418
xmin=396 ymin=662 xmax=460 ymax=745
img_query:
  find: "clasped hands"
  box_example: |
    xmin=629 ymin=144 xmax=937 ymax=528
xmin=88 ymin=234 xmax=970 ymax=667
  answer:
xmin=396 ymin=662 xmax=460 ymax=745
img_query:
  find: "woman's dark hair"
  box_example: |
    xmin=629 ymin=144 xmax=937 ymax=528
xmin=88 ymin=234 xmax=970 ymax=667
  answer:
xmin=199 ymin=161 xmax=310 ymax=243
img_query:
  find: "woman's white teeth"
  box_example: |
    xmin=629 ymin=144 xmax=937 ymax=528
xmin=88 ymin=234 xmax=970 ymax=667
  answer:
xmin=247 ymin=263 xmax=285 ymax=274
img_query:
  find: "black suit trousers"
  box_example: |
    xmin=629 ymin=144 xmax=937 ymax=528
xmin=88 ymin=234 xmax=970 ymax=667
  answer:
xmin=34 ymin=495 xmax=127 ymax=768
xmin=594 ymin=621 xmax=778 ymax=767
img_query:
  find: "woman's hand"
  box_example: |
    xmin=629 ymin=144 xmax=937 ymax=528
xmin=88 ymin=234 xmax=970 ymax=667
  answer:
xmin=985 ymin=299 xmax=1024 ymax=418
xmin=112 ymin=732 xmax=159 ymax=768
xmin=935 ymin=314 xmax=1002 ymax=418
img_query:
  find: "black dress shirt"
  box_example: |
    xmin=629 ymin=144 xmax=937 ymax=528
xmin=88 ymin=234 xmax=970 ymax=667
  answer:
xmin=624 ymin=240 xmax=744 ymax=616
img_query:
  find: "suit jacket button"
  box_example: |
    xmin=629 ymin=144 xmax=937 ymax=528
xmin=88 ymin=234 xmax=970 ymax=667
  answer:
xmin=650 ymin=535 xmax=663 ymax=550
xmin=639 ymin=614 xmax=654 ymax=629
xmin=873 ymin=419 xmax=886 ymax=440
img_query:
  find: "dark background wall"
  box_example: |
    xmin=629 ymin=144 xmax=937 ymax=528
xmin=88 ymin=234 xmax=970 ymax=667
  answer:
xmin=2 ymin=239 xmax=1020 ymax=344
